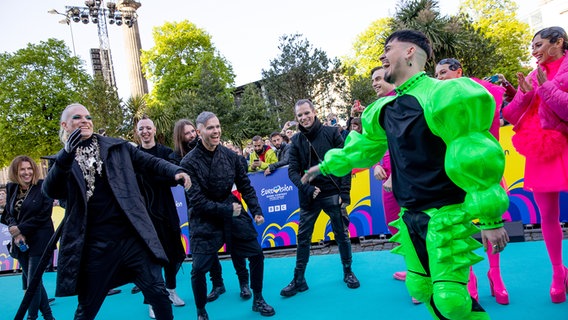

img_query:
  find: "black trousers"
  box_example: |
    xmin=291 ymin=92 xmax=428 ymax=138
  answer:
xmin=192 ymin=237 xmax=264 ymax=309
xmin=74 ymin=237 xmax=173 ymax=320
xmin=209 ymin=253 xmax=249 ymax=286
xmin=296 ymin=195 xmax=352 ymax=270
xmin=164 ymin=259 xmax=182 ymax=290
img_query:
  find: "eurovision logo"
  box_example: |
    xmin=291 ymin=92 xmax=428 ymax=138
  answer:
xmin=260 ymin=184 xmax=294 ymax=197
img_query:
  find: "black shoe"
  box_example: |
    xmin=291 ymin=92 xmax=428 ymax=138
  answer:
xmin=240 ymin=284 xmax=252 ymax=299
xmin=107 ymin=289 xmax=122 ymax=296
xmin=197 ymin=308 xmax=209 ymax=320
xmin=206 ymin=285 xmax=226 ymax=302
xmin=252 ymin=297 xmax=275 ymax=317
xmin=344 ymin=272 xmax=360 ymax=289
xmin=48 ymin=297 xmax=55 ymax=305
xmin=280 ymin=278 xmax=308 ymax=297
xmin=131 ymin=286 xmax=141 ymax=294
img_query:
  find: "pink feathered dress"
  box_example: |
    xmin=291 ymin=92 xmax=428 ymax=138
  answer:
xmin=503 ymin=55 xmax=568 ymax=192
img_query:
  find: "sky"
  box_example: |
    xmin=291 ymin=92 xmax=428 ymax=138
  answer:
xmin=0 ymin=0 xmax=537 ymax=99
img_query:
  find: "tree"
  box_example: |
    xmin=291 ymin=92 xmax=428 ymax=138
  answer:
xmin=141 ymin=21 xmax=235 ymax=105
xmin=141 ymin=21 xmax=238 ymax=146
xmin=156 ymin=54 xmax=238 ymax=146
xmin=84 ymin=76 xmax=125 ymax=138
xmin=459 ymin=0 xmax=532 ymax=83
xmin=343 ymin=18 xmax=393 ymax=77
xmin=230 ymin=84 xmax=280 ymax=146
xmin=0 ymin=39 xmax=91 ymax=166
xmin=345 ymin=73 xmax=379 ymax=108
xmin=122 ymin=94 xmax=149 ymax=142
xmin=261 ymin=34 xmax=346 ymax=122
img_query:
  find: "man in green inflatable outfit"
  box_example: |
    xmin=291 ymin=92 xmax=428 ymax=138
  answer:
xmin=302 ymin=30 xmax=510 ymax=320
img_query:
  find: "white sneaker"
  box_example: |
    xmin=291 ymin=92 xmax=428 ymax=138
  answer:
xmin=149 ymin=305 xmax=155 ymax=319
xmin=167 ymin=288 xmax=185 ymax=307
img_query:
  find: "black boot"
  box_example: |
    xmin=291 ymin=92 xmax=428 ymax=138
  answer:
xmin=252 ymin=295 xmax=275 ymax=317
xmin=240 ymin=282 xmax=252 ymax=299
xmin=206 ymin=285 xmax=226 ymax=302
xmin=343 ymin=266 xmax=360 ymax=289
xmin=280 ymin=268 xmax=308 ymax=297
xmin=197 ymin=308 xmax=209 ymax=320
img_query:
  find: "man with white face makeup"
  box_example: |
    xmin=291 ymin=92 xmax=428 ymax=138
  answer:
xmin=43 ymin=103 xmax=191 ymax=320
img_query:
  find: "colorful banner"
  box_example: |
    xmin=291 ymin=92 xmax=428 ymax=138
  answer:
xmin=1 ymin=125 xmax=567 ymax=271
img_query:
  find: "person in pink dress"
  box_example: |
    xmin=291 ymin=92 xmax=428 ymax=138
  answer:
xmin=503 ymin=26 xmax=568 ymax=303
xmin=435 ymin=58 xmax=509 ymax=305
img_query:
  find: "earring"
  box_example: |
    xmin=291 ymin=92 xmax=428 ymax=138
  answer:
xmin=547 ymin=47 xmax=556 ymax=57
xmin=407 ymin=59 xmax=413 ymax=67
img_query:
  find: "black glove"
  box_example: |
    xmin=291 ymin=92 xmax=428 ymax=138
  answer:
xmin=65 ymin=128 xmax=82 ymax=153
xmin=56 ymin=128 xmax=82 ymax=167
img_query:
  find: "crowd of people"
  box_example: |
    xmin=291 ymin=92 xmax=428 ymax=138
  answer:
xmin=0 ymin=26 xmax=567 ymax=320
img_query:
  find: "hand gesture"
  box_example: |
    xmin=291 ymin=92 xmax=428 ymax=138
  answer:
xmin=264 ymin=167 xmax=272 ymax=176
xmin=312 ymin=186 xmax=321 ymax=199
xmin=481 ymin=227 xmax=510 ymax=254
xmin=175 ymin=172 xmax=192 ymax=191
xmin=383 ymin=176 xmax=393 ymax=192
xmin=516 ymin=72 xmax=533 ymax=93
xmin=536 ymin=67 xmax=548 ymax=86
xmin=254 ymin=215 xmax=265 ymax=226
xmin=301 ymin=165 xmax=321 ymax=184
xmin=232 ymin=203 xmax=242 ymax=216
xmin=373 ymin=165 xmax=387 ymax=180
xmin=65 ymin=128 xmax=83 ymax=154
xmin=351 ymin=101 xmax=365 ymax=117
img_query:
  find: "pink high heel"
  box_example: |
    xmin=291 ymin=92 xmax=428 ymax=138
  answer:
xmin=550 ymin=266 xmax=568 ymax=303
xmin=487 ymin=268 xmax=509 ymax=305
xmin=467 ymin=267 xmax=478 ymax=301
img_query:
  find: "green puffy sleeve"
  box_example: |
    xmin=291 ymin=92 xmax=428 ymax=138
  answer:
xmin=424 ymin=78 xmax=509 ymax=229
xmin=319 ymin=97 xmax=395 ymax=177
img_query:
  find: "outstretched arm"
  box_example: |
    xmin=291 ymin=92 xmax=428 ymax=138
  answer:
xmin=317 ymin=98 xmax=392 ymax=178
xmin=427 ymin=78 xmax=509 ymax=230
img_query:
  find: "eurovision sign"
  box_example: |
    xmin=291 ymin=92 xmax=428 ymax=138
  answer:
xmin=1 ymin=126 xmax=567 ymax=271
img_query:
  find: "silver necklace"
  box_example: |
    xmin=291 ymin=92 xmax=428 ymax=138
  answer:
xmin=75 ymin=135 xmax=103 ymax=201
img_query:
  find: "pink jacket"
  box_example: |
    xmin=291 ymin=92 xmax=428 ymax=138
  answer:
xmin=472 ymin=78 xmax=504 ymax=140
xmin=503 ymin=53 xmax=568 ymax=134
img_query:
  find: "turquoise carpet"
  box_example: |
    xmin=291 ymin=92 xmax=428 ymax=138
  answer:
xmin=1 ymin=240 xmax=568 ymax=319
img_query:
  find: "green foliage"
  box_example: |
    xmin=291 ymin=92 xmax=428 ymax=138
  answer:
xmin=346 ymin=73 xmax=379 ymax=108
xmin=390 ymin=0 xmax=478 ymax=73
xmin=84 ymin=76 xmax=125 ymax=138
xmin=344 ymin=0 xmax=531 ymax=104
xmin=141 ymin=21 xmax=235 ymax=105
xmin=230 ymin=84 xmax=280 ymax=146
xmin=122 ymin=95 xmax=149 ymax=142
xmin=343 ymin=18 xmax=393 ymax=77
xmin=141 ymin=20 xmax=239 ymax=146
xmin=459 ymin=0 xmax=532 ymax=84
xmin=145 ymin=103 xmax=173 ymax=146
xmin=261 ymin=34 xmax=346 ymax=121
xmin=0 ymin=39 xmax=91 ymax=166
